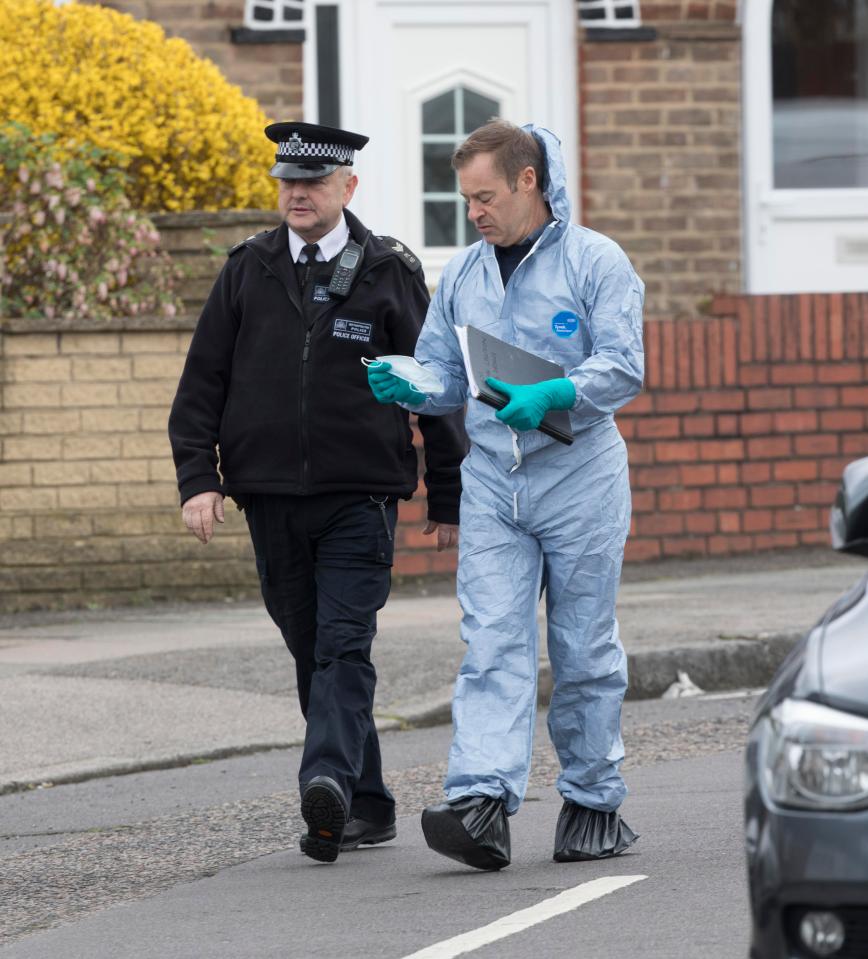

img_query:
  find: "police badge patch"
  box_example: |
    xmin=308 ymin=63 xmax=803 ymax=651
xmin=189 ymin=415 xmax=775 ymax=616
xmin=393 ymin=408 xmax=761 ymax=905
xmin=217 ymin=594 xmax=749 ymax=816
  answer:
xmin=332 ymin=317 xmax=372 ymax=342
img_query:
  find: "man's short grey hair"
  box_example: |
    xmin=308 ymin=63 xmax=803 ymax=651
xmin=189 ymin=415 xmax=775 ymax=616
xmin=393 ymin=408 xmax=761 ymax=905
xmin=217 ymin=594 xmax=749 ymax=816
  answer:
xmin=452 ymin=120 xmax=543 ymax=191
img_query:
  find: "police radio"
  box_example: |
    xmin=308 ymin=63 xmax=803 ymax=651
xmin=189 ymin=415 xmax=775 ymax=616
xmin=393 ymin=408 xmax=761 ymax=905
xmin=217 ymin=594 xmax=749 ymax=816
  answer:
xmin=328 ymin=239 xmax=365 ymax=297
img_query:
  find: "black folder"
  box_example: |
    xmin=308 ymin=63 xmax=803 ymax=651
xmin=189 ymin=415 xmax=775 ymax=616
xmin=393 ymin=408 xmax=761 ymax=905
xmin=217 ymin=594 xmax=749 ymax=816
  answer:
xmin=456 ymin=324 xmax=574 ymax=445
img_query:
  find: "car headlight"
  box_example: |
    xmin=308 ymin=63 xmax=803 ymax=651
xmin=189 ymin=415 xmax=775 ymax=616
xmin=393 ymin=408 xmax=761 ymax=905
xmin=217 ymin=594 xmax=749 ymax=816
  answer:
xmin=762 ymin=699 xmax=868 ymax=810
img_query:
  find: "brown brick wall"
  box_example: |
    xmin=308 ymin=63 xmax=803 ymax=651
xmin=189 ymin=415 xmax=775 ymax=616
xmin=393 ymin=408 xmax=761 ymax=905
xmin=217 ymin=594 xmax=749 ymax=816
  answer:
xmin=640 ymin=1 xmax=737 ymax=23
xmin=579 ymin=14 xmax=742 ymax=322
xmin=86 ymin=1 xmax=302 ymax=117
xmin=0 ymin=322 xmax=457 ymax=612
xmin=619 ymin=293 xmax=868 ymax=561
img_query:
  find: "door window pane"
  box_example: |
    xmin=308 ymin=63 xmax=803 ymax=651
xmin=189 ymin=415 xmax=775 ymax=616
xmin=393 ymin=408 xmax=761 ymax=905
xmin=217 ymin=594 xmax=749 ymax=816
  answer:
xmin=424 ymin=202 xmax=457 ymax=246
xmin=463 ymin=89 xmax=499 ymax=134
xmin=422 ymin=91 xmax=455 ymax=135
xmin=773 ymin=0 xmax=868 ymax=188
xmin=423 ymin=143 xmax=456 ymax=193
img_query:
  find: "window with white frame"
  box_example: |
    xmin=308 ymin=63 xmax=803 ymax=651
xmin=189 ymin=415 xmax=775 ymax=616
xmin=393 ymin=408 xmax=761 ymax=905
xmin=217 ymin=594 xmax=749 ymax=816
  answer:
xmin=244 ymin=0 xmax=304 ymax=30
xmin=421 ymin=86 xmax=500 ymax=247
xmin=578 ymin=0 xmax=641 ymax=28
xmin=772 ymin=0 xmax=868 ymax=189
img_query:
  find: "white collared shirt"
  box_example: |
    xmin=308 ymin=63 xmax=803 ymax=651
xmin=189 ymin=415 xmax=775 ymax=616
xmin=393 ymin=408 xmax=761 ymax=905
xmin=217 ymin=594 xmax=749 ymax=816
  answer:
xmin=288 ymin=215 xmax=350 ymax=263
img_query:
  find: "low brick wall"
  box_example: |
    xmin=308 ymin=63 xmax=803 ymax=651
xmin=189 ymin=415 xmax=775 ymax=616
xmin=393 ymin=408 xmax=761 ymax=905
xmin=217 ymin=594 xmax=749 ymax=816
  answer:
xmin=620 ymin=292 xmax=868 ymax=561
xmin=0 ymin=318 xmax=456 ymax=612
xmin=1 ymin=255 xmax=864 ymax=610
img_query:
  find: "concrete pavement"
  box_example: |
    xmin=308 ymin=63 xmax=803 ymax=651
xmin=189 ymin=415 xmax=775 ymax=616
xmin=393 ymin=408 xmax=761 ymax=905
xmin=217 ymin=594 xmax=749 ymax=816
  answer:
xmin=0 ymin=548 xmax=864 ymax=794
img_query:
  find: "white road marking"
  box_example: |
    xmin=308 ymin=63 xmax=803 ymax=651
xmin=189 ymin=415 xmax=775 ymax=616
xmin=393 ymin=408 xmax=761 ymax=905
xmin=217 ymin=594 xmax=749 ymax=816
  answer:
xmin=399 ymin=874 xmax=647 ymax=959
xmin=700 ymin=688 xmax=765 ymax=701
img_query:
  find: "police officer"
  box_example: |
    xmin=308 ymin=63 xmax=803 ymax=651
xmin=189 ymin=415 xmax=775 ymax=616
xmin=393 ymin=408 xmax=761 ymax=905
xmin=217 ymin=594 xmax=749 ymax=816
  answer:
xmin=168 ymin=122 xmax=467 ymax=864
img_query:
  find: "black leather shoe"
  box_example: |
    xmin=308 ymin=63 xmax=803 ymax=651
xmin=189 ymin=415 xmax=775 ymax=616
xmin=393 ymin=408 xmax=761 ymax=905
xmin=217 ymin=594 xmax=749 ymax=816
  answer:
xmin=299 ymin=776 xmax=349 ymax=863
xmin=421 ymin=796 xmax=510 ymax=871
xmin=553 ymin=801 xmax=638 ymax=862
xmin=339 ymin=817 xmax=397 ymax=851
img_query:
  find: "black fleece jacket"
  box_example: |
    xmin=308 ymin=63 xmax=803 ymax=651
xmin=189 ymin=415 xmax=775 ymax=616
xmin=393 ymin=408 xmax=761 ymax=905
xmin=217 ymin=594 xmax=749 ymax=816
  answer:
xmin=168 ymin=211 xmax=467 ymax=523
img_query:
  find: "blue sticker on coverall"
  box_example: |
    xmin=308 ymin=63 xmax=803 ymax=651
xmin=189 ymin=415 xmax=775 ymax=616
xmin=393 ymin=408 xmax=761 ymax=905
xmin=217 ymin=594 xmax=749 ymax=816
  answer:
xmin=552 ymin=311 xmax=580 ymax=338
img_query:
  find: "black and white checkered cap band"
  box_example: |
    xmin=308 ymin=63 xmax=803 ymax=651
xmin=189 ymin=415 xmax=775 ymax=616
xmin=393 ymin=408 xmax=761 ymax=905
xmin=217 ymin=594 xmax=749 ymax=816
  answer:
xmin=276 ymin=137 xmax=355 ymax=164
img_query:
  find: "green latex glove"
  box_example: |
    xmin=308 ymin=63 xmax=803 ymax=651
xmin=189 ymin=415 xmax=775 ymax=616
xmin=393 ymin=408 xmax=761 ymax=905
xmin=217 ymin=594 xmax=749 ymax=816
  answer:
xmin=486 ymin=376 xmax=576 ymax=431
xmin=367 ymin=361 xmax=426 ymax=406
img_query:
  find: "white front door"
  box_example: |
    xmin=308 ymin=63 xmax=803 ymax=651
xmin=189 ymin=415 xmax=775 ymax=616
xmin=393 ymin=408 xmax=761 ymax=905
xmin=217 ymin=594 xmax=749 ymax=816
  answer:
xmin=743 ymin=0 xmax=868 ymax=293
xmin=328 ymin=0 xmax=578 ymax=280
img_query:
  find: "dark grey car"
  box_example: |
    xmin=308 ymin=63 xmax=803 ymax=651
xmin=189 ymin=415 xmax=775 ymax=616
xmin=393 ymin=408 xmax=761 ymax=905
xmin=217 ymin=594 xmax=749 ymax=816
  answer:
xmin=745 ymin=457 xmax=868 ymax=959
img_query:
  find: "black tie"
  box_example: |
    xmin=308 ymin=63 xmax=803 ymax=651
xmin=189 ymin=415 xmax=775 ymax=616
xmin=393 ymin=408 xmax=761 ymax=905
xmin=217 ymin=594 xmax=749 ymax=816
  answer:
xmin=300 ymin=243 xmax=319 ymax=288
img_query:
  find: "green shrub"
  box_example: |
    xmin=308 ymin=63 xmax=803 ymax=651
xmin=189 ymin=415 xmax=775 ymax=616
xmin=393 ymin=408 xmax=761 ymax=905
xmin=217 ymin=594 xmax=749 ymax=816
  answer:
xmin=0 ymin=123 xmax=182 ymax=320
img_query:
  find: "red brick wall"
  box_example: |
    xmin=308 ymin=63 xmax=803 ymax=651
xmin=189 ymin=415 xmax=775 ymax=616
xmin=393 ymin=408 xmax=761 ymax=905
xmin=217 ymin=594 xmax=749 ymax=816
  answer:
xmin=393 ymin=293 xmax=868 ymax=577
xmin=620 ymin=293 xmax=868 ymax=561
xmin=393 ymin=490 xmax=459 ymax=580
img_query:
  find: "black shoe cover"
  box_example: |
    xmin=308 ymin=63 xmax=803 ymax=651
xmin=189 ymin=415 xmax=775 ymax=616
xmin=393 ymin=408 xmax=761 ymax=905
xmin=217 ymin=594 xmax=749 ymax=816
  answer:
xmin=421 ymin=796 xmax=510 ymax=871
xmin=553 ymin=802 xmax=638 ymax=862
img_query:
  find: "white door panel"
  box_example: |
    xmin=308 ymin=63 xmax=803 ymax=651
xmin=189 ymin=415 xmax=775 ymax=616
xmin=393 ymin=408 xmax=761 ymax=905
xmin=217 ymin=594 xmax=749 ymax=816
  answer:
xmin=335 ymin=0 xmax=577 ymax=281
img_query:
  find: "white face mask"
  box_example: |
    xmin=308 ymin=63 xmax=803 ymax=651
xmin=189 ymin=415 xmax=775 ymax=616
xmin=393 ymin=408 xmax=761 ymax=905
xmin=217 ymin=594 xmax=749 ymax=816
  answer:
xmin=361 ymin=355 xmax=444 ymax=394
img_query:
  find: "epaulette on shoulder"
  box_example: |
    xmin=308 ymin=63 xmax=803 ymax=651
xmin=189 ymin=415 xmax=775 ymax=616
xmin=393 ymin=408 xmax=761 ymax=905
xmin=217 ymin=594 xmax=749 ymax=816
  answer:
xmin=377 ymin=236 xmax=422 ymax=273
xmin=228 ymin=230 xmax=269 ymax=256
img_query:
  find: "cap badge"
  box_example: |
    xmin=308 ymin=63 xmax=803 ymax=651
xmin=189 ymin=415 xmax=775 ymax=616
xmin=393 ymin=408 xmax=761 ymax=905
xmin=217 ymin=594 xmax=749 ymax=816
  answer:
xmin=287 ymin=133 xmax=303 ymax=155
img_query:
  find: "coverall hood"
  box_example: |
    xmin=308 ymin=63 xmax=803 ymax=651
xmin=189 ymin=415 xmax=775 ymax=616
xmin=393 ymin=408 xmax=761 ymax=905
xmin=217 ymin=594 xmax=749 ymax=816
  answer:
xmin=524 ymin=123 xmax=572 ymax=229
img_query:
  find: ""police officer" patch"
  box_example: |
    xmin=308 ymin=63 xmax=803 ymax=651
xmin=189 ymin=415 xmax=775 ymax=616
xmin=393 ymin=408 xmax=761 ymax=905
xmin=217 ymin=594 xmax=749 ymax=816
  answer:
xmin=332 ymin=318 xmax=373 ymax=342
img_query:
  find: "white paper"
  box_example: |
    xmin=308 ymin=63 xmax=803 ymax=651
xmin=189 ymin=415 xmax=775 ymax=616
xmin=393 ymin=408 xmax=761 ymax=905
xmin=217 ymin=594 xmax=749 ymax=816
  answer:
xmin=454 ymin=326 xmax=480 ymax=398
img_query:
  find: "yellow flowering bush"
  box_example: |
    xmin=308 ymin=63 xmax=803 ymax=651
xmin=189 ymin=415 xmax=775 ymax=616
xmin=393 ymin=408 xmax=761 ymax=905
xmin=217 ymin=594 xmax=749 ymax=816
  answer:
xmin=0 ymin=0 xmax=276 ymax=211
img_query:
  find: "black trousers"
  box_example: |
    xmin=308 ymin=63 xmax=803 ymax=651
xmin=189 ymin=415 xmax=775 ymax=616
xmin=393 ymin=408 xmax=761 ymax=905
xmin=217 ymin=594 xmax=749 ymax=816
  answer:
xmin=244 ymin=492 xmax=397 ymax=823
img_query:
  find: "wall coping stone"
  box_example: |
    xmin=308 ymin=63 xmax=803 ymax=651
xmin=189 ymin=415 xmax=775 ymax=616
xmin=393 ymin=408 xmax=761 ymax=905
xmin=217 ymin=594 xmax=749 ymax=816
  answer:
xmin=151 ymin=210 xmax=281 ymax=229
xmin=0 ymin=313 xmax=199 ymax=334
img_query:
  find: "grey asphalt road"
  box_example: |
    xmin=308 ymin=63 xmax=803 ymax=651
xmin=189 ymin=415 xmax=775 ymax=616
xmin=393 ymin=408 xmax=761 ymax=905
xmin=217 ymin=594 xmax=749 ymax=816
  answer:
xmin=1 ymin=693 xmax=754 ymax=959
xmin=1 ymin=551 xmax=862 ymax=793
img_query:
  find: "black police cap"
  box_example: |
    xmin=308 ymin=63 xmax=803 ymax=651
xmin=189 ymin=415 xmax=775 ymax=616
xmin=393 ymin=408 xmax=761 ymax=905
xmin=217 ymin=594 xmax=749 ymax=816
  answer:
xmin=265 ymin=121 xmax=370 ymax=180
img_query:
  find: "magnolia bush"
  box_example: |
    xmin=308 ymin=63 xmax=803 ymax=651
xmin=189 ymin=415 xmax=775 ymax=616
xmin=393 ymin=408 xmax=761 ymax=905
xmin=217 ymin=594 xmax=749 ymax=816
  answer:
xmin=0 ymin=0 xmax=275 ymax=211
xmin=0 ymin=124 xmax=182 ymax=320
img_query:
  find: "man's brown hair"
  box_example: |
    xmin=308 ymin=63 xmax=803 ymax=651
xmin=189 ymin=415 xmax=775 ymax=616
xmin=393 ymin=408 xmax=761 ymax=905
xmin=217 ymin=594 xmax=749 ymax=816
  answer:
xmin=451 ymin=120 xmax=544 ymax=192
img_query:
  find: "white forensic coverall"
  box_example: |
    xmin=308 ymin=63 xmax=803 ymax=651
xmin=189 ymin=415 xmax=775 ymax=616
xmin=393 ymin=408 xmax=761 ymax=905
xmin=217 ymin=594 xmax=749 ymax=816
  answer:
xmin=409 ymin=125 xmax=645 ymax=815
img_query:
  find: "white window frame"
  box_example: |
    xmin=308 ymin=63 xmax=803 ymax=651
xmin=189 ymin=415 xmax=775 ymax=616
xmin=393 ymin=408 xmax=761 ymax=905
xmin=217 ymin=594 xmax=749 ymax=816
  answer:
xmin=743 ymin=0 xmax=868 ymax=292
xmin=244 ymin=0 xmax=305 ymax=30
xmin=577 ymin=0 xmax=642 ymax=28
